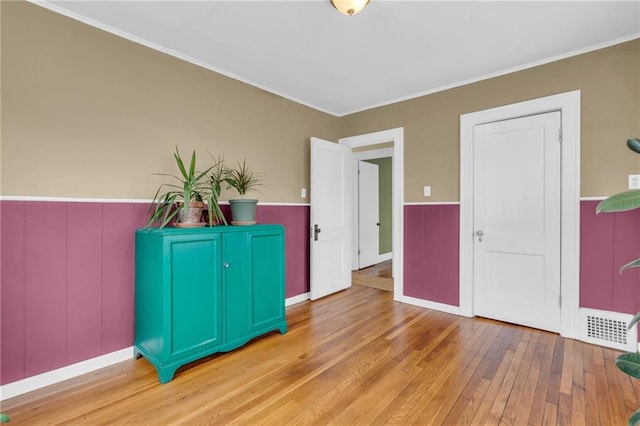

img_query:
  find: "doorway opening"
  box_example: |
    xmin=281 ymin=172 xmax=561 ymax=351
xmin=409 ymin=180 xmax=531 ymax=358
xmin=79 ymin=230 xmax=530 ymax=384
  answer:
xmin=339 ymin=128 xmax=404 ymax=300
xmin=351 ymin=149 xmax=393 ymax=291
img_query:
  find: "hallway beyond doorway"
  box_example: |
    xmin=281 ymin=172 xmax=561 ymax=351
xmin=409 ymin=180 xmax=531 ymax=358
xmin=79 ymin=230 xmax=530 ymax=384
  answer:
xmin=352 ymin=260 xmax=393 ymax=292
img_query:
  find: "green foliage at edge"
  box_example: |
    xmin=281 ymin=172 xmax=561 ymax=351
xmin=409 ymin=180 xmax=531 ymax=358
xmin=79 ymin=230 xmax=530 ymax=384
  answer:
xmin=603 ymin=138 xmax=640 ymax=426
xmin=630 ymin=409 xmax=640 ymax=426
xmin=628 ymin=311 xmax=640 ymax=332
xmin=617 ymin=353 xmax=640 ymax=379
xmin=596 ymin=190 xmax=640 ymax=213
xmin=621 ymin=258 xmax=640 ymax=272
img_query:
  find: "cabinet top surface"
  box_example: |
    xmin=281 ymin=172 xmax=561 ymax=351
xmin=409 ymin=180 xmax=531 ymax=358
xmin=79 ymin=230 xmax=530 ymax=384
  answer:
xmin=136 ymin=224 xmax=284 ymax=235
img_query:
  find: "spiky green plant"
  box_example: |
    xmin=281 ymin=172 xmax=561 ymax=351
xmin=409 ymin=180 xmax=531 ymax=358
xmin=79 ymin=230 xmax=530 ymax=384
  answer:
xmin=146 ymin=147 xmax=215 ymax=228
xmin=205 ymin=154 xmax=228 ymax=225
xmin=224 ymin=159 xmax=262 ymax=198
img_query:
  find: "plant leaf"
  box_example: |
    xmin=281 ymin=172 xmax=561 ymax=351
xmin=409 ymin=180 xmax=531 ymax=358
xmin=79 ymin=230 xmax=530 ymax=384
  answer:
xmin=174 ymin=147 xmax=189 ymax=180
xmin=628 ymin=138 xmax=640 ymax=154
xmin=628 ymin=311 xmax=640 ymax=331
xmin=189 ymin=149 xmax=196 ymax=178
xmin=0 ymin=413 xmax=9 ymax=423
xmin=629 ymin=408 xmax=640 ymax=426
xmin=616 ymin=353 xmax=640 ymax=379
xmin=621 ymin=258 xmax=640 ymax=272
xmin=596 ymin=190 xmax=640 ymax=213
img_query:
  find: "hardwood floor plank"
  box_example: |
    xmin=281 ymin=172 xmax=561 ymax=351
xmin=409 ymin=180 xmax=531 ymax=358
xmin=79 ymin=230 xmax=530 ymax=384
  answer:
xmin=584 ymin=372 xmax=601 ymax=425
xmin=527 ymin=333 xmax=557 ymax=426
xmin=486 ymin=330 xmax=532 ymax=424
xmin=470 ymin=343 xmax=519 ymax=424
xmin=513 ymin=331 xmax=545 ymax=425
xmin=603 ymin=347 xmax=631 ymax=423
xmin=557 ymin=392 xmax=572 ymax=425
xmin=502 ymin=332 xmax=540 ymax=422
xmin=545 ymin=333 xmax=564 ymax=404
xmin=570 ymin=343 xmax=586 ymax=426
xmin=2 ymin=284 xmax=636 ymax=425
xmin=542 ymin=400 xmax=558 ymax=425
xmin=559 ymin=338 xmax=574 ymax=396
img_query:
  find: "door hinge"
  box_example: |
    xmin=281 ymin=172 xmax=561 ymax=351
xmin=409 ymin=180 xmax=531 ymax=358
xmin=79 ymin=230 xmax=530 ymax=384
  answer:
xmin=358 ymin=249 xmax=361 ymax=255
xmin=559 ymin=294 xmax=562 ymax=307
xmin=558 ymin=128 xmax=563 ymax=143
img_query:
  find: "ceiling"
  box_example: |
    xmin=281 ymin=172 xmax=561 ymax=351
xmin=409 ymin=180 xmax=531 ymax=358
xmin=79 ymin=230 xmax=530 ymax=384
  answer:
xmin=36 ymin=1 xmax=640 ymax=116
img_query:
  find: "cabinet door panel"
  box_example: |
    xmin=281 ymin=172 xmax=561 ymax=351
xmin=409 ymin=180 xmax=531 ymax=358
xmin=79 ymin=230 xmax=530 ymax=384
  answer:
xmin=221 ymin=232 xmax=247 ymax=343
xmin=167 ymin=236 xmax=221 ymax=357
xmin=247 ymin=231 xmax=285 ymax=332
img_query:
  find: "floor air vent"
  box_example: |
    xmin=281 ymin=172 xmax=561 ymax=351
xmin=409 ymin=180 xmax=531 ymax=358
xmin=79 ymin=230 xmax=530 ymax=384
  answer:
xmin=580 ymin=308 xmax=637 ymax=352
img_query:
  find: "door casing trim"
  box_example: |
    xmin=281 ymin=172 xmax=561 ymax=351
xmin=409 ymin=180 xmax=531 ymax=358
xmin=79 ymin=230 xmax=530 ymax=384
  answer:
xmin=340 ymin=128 xmax=404 ymax=302
xmin=459 ymin=90 xmax=581 ymax=339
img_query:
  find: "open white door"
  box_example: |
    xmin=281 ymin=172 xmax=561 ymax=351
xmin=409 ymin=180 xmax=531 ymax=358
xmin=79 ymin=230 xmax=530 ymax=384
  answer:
xmin=358 ymin=161 xmax=380 ymax=268
xmin=310 ymin=137 xmax=352 ymax=300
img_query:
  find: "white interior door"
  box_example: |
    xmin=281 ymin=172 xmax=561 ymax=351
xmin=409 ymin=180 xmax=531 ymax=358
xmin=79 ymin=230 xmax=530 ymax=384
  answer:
xmin=310 ymin=137 xmax=351 ymax=300
xmin=358 ymin=161 xmax=380 ymax=268
xmin=473 ymin=111 xmax=561 ymax=332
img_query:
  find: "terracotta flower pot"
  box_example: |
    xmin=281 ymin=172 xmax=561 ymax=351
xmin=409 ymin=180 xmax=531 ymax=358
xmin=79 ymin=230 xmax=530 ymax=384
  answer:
xmin=175 ymin=201 xmax=205 ymax=227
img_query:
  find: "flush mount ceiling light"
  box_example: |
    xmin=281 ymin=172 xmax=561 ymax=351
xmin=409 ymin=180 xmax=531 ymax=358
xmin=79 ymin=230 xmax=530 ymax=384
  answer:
xmin=330 ymin=0 xmax=370 ymax=16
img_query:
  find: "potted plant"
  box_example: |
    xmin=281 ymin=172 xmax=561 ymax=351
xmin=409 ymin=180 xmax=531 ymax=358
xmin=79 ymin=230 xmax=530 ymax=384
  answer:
xmin=224 ymin=158 xmax=262 ymax=225
xmin=147 ymin=147 xmax=221 ymax=228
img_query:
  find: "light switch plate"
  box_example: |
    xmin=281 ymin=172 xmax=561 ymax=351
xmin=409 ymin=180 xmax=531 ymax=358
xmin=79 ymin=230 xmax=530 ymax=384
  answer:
xmin=301 ymin=188 xmax=307 ymax=198
xmin=423 ymin=186 xmax=431 ymax=197
xmin=629 ymin=175 xmax=640 ymax=189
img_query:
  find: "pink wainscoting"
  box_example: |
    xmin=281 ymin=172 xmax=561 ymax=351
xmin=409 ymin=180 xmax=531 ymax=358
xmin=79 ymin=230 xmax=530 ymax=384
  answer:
xmin=0 ymin=201 xmax=310 ymax=385
xmin=0 ymin=201 xmax=148 ymax=384
xmin=580 ymin=200 xmax=640 ymax=315
xmin=254 ymin=205 xmax=310 ymax=298
xmin=403 ymin=204 xmax=460 ymax=306
xmin=4 ymin=198 xmax=634 ymax=386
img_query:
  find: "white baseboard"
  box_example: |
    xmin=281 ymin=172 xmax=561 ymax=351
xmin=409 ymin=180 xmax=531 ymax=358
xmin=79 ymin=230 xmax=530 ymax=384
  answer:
xmin=286 ymin=292 xmax=310 ymax=306
xmin=0 ymin=347 xmax=133 ymax=401
xmin=394 ymin=295 xmax=461 ymax=316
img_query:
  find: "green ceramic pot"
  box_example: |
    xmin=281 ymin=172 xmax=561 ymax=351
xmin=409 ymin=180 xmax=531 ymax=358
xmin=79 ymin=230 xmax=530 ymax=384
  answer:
xmin=229 ymin=199 xmax=258 ymax=225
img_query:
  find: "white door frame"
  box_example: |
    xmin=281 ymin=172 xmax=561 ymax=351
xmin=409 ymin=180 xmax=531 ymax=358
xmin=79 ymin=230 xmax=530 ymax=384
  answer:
xmin=351 ymin=148 xmax=394 ymax=270
xmin=340 ymin=128 xmax=404 ymax=300
xmin=459 ymin=90 xmax=581 ymax=339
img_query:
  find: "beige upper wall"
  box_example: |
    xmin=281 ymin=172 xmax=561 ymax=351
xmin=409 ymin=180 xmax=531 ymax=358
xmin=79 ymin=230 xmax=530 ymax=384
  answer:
xmin=340 ymin=39 xmax=640 ymax=201
xmin=1 ymin=1 xmax=339 ymax=202
xmin=2 ymin=2 xmax=638 ymax=203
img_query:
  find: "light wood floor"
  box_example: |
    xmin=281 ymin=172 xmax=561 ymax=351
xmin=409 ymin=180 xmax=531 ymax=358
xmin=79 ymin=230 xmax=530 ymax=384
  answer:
xmin=3 ymin=284 xmax=638 ymax=425
xmin=352 ymin=260 xmax=393 ymax=292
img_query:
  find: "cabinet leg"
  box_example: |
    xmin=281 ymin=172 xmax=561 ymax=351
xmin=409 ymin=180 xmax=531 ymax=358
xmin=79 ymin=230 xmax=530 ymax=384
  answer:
xmin=133 ymin=347 xmax=143 ymax=359
xmin=158 ymin=368 xmax=177 ymax=384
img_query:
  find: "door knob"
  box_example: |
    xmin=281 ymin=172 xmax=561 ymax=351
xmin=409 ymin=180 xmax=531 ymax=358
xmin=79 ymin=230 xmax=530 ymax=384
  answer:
xmin=475 ymin=230 xmax=484 ymax=242
xmin=314 ymin=224 xmax=322 ymax=241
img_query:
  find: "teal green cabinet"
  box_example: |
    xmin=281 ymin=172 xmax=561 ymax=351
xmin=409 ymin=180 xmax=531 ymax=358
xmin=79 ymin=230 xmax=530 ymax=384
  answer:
xmin=134 ymin=225 xmax=287 ymax=383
